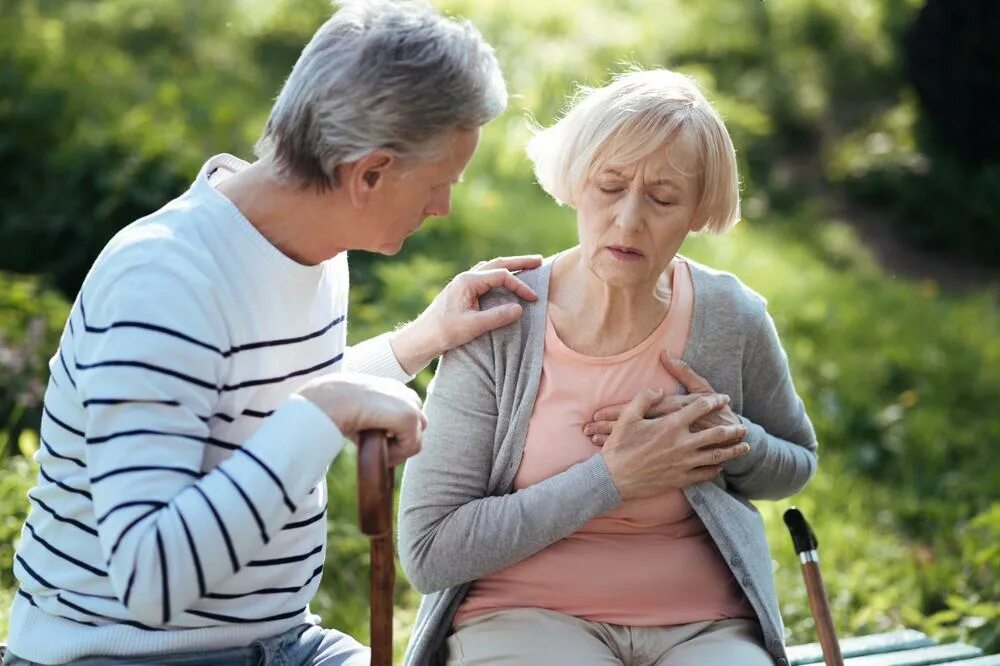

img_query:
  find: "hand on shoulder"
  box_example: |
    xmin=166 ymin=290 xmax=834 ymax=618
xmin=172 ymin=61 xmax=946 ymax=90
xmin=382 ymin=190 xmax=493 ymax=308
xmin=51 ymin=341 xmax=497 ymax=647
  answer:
xmin=390 ymin=254 xmax=543 ymax=374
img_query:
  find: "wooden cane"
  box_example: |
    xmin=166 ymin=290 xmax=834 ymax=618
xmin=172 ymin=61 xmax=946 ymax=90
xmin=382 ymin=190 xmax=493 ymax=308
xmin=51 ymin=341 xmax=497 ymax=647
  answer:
xmin=784 ymin=507 xmax=844 ymax=666
xmin=358 ymin=431 xmax=394 ymax=666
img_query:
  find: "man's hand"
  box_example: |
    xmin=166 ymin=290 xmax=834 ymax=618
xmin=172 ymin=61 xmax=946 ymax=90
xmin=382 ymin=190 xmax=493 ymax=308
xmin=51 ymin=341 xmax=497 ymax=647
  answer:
xmin=583 ymin=352 xmax=742 ymax=445
xmin=390 ymin=255 xmax=542 ymax=375
xmin=297 ymin=373 xmax=426 ymax=466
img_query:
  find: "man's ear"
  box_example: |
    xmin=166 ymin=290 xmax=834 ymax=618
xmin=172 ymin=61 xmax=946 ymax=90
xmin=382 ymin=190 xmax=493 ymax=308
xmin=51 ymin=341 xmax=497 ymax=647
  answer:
xmin=345 ymin=150 xmax=396 ymax=207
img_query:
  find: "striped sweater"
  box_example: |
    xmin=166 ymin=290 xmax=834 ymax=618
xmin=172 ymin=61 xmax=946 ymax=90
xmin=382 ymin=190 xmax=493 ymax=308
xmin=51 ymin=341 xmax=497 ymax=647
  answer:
xmin=7 ymin=154 xmax=411 ymax=663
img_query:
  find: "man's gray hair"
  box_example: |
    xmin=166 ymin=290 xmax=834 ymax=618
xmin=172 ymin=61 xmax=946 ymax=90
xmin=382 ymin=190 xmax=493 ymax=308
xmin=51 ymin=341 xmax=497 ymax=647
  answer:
xmin=256 ymin=0 xmax=507 ymax=190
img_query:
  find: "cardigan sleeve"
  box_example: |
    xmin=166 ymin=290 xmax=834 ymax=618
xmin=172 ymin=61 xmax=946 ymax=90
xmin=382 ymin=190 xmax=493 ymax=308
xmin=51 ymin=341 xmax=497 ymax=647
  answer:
xmin=397 ymin=326 xmax=621 ymax=594
xmin=723 ymin=304 xmax=818 ymax=499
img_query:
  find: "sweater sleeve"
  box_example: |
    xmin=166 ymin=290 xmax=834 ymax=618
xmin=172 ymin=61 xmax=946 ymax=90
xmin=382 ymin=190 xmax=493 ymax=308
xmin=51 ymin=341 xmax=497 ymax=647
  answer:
xmin=397 ymin=330 xmax=621 ymax=594
xmin=723 ymin=305 xmax=818 ymax=499
xmin=74 ymin=264 xmax=344 ymax=626
xmin=344 ymin=332 xmax=414 ymax=383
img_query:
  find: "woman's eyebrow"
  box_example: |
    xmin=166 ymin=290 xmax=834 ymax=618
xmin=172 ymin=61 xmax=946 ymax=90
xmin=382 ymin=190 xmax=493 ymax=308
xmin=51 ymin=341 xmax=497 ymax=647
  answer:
xmin=648 ymin=177 xmax=683 ymax=188
xmin=602 ymin=169 xmax=682 ymax=187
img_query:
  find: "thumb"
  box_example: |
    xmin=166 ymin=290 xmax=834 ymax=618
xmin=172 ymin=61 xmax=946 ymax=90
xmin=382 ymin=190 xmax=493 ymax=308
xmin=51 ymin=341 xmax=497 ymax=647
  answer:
xmin=660 ymin=351 xmax=712 ymax=393
xmin=622 ymin=388 xmax=664 ymax=422
xmin=466 ymin=303 xmax=523 ymax=336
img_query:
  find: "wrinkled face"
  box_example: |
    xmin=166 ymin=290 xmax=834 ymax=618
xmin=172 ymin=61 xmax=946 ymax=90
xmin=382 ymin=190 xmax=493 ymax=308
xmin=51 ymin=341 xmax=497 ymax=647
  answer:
xmin=575 ymin=134 xmax=702 ymax=289
xmin=366 ymin=128 xmax=480 ymax=254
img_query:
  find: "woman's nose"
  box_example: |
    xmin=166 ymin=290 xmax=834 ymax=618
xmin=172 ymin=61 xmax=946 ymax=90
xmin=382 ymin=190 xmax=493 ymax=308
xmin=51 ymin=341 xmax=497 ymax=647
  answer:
xmin=615 ymin=189 xmax=644 ymax=233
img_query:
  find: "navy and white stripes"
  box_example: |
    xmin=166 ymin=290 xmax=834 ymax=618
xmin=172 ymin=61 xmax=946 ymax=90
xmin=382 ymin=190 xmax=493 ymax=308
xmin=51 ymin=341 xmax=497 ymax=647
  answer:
xmin=6 ymin=155 xmax=396 ymax=663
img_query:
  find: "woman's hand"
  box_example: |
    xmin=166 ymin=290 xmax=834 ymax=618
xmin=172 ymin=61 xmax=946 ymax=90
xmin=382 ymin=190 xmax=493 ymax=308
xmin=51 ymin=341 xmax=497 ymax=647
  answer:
xmin=584 ymin=352 xmax=741 ymax=445
xmin=598 ymin=389 xmax=750 ymax=501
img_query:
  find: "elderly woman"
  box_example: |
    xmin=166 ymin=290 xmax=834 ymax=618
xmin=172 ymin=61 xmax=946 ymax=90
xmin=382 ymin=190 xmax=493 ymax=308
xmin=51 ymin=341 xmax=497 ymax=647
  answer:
xmin=398 ymin=69 xmax=817 ymax=666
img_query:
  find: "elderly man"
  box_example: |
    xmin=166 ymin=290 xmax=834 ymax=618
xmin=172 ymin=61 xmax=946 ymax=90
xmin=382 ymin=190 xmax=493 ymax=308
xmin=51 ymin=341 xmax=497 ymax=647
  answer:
xmin=4 ymin=2 xmax=535 ymax=664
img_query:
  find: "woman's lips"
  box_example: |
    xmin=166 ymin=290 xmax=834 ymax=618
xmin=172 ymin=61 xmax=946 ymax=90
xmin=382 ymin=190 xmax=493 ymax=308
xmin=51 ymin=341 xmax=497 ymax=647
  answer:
xmin=607 ymin=246 xmax=644 ymax=261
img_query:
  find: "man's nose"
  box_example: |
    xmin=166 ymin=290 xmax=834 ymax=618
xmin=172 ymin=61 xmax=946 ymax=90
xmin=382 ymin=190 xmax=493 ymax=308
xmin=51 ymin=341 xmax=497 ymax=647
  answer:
xmin=424 ymin=190 xmax=452 ymax=218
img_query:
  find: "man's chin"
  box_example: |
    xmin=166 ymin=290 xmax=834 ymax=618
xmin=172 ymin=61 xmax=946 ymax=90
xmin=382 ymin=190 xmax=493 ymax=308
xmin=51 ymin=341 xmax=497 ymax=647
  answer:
xmin=373 ymin=239 xmax=406 ymax=256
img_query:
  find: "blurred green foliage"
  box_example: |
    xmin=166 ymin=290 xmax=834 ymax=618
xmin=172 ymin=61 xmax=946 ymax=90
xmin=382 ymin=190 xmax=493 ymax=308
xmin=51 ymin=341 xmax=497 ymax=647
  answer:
xmin=0 ymin=272 xmax=68 ymax=459
xmin=0 ymin=0 xmax=997 ymax=659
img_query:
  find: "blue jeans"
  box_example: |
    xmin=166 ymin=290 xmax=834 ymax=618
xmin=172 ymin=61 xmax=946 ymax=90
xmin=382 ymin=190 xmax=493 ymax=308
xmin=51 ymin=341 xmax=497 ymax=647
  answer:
xmin=3 ymin=624 xmax=369 ymax=666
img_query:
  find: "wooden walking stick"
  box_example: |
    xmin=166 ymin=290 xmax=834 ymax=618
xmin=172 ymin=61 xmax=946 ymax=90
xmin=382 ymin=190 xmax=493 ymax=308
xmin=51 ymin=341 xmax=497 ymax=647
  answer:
xmin=784 ymin=507 xmax=845 ymax=666
xmin=358 ymin=431 xmax=395 ymax=666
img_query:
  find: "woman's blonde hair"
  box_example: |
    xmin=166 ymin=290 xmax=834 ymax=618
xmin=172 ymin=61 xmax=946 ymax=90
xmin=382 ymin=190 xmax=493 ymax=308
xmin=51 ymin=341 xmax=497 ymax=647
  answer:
xmin=526 ymin=68 xmax=740 ymax=233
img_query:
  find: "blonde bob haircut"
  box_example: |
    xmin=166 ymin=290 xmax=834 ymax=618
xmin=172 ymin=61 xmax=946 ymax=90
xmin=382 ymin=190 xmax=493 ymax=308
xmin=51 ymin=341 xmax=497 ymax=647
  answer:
xmin=526 ymin=68 xmax=740 ymax=233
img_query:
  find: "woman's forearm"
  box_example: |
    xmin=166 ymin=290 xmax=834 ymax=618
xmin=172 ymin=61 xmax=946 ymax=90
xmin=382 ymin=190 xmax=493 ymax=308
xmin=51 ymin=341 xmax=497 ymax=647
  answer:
xmin=399 ymin=453 xmax=620 ymax=593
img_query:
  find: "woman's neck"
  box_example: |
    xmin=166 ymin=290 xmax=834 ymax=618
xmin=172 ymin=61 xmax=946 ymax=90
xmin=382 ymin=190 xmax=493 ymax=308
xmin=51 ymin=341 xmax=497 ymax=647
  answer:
xmin=548 ymin=247 xmax=673 ymax=356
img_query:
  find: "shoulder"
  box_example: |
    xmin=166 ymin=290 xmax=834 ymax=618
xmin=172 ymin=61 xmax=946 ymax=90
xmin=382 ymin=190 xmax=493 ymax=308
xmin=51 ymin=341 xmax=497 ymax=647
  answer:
xmin=85 ymin=196 xmax=225 ymax=304
xmin=77 ymin=205 xmax=234 ymax=351
xmin=478 ymin=261 xmax=551 ymax=340
xmin=442 ymin=260 xmax=552 ymax=369
xmin=685 ymin=257 xmax=769 ymax=325
xmin=476 ymin=258 xmax=551 ymax=323
xmin=478 ymin=262 xmax=550 ymax=309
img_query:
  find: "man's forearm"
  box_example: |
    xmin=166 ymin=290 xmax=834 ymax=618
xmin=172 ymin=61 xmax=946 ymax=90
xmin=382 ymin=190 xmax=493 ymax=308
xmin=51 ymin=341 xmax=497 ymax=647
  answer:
xmin=388 ymin=319 xmax=443 ymax=377
xmin=344 ymin=329 xmax=424 ymax=382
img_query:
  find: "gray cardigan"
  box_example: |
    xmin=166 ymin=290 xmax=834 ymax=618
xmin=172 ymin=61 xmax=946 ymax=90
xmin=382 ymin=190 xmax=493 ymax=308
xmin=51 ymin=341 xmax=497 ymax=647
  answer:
xmin=398 ymin=257 xmax=818 ymax=666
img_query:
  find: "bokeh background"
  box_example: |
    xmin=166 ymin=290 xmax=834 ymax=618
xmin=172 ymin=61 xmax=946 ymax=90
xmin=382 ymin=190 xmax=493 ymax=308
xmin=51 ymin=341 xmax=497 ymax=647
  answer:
xmin=1 ymin=0 xmax=998 ymax=658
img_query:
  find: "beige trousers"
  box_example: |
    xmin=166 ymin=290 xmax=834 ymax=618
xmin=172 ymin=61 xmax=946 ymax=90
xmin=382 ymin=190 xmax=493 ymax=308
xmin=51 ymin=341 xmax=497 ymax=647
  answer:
xmin=446 ymin=608 xmax=773 ymax=666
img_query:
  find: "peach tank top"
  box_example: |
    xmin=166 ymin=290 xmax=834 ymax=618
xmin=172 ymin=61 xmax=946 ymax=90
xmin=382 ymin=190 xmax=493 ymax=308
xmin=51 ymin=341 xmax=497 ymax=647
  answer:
xmin=454 ymin=259 xmax=751 ymax=627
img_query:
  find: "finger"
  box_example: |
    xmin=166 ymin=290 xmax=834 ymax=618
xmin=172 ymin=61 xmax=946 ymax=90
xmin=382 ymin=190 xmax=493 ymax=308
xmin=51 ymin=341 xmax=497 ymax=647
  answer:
xmin=593 ymin=402 xmax=628 ymax=421
xmin=688 ymin=464 xmax=725 ymax=484
xmin=691 ymin=424 xmax=748 ymax=448
xmin=592 ymin=403 xmax=625 ymax=422
xmin=673 ymin=393 xmax=730 ymax=425
xmin=699 ymin=442 xmax=750 ymax=467
xmin=463 ymin=302 xmax=523 ymax=336
xmin=592 ymin=434 xmax=607 ymax=446
xmin=387 ymin=422 xmax=423 ymax=467
xmin=464 ymin=268 xmax=538 ymax=301
xmin=621 ymin=388 xmax=665 ymax=422
xmin=592 ymin=391 xmax=668 ymax=422
xmin=660 ymin=352 xmax=714 ymax=393
xmin=583 ymin=421 xmax=613 ymax=437
xmin=474 ymin=255 xmax=544 ymax=273
xmin=647 ymin=394 xmax=700 ymax=418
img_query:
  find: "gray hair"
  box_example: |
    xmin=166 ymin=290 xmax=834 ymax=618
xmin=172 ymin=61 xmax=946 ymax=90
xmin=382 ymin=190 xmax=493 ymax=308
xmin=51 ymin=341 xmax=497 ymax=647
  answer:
xmin=256 ymin=0 xmax=507 ymax=190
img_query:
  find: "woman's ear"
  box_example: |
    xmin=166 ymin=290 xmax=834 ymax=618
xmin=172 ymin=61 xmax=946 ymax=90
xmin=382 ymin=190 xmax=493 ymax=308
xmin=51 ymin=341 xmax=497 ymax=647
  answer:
xmin=689 ymin=206 xmax=710 ymax=232
xmin=344 ymin=150 xmax=396 ymax=208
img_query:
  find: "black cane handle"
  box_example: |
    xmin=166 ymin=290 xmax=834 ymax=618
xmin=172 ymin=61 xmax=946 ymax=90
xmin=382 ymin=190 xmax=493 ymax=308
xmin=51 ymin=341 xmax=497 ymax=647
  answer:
xmin=784 ymin=506 xmax=819 ymax=554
